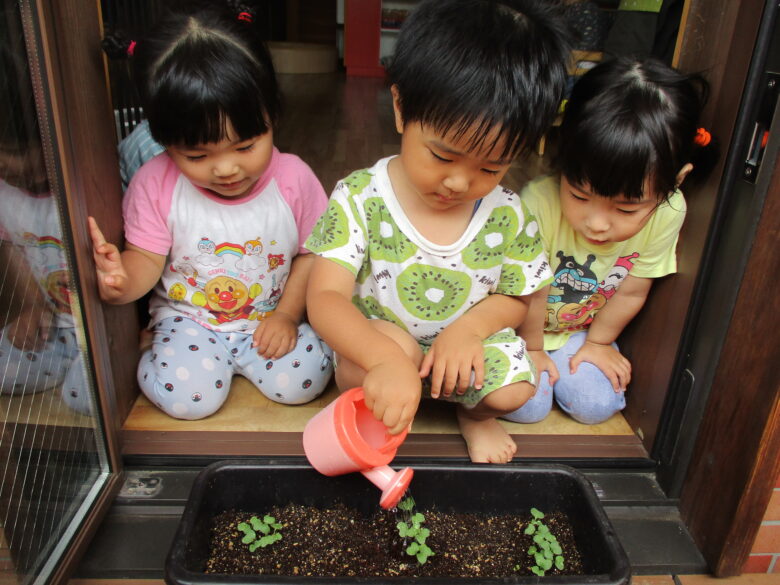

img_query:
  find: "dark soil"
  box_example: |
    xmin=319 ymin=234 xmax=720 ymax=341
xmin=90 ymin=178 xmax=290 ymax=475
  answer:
xmin=206 ymin=502 xmax=584 ymax=578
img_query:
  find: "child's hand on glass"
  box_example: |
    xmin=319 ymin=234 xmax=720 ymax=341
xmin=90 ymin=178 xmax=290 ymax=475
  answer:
xmin=528 ymin=349 xmax=559 ymax=385
xmin=88 ymin=216 xmax=129 ymax=302
xmin=570 ymin=340 xmax=631 ymax=392
xmin=252 ymin=310 xmax=297 ymax=359
xmin=419 ymin=326 xmax=483 ymax=399
xmin=362 ymin=357 xmax=421 ymax=435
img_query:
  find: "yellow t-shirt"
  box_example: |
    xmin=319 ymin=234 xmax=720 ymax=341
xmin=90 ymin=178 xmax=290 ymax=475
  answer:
xmin=522 ymin=175 xmax=686 ymax=351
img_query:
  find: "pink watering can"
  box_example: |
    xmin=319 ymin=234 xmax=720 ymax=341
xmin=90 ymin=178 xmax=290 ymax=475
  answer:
xmin=303 ymin=387 xmax=413 ymax=509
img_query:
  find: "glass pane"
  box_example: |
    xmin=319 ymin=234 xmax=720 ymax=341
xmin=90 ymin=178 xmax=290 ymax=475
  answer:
xmin=0 ymin=2 xmax=109 ymax=583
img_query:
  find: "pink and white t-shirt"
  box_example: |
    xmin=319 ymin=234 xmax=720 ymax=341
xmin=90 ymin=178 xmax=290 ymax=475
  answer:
xmin=123 ymin=148 xmax=327 ymax=333
xmin=0 ymin=181 xmax=74 ymax=328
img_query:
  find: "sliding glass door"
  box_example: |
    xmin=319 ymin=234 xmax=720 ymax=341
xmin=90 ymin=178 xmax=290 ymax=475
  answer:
xmin=0 ymin=2 xmax=116 ymax=583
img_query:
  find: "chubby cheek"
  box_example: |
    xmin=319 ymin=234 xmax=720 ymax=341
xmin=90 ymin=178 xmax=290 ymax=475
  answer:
xmin=559 ymin=199 xmax=581 ymax=227
xmin=477 ymin=174 xmax=504 ymax=197
xmin=186 ymin=170 xmax=211 ymax=188
xmin=624 ymin=211 xmax=654 ymax=236
xmin=173 ymin=160 xmax=208 ymax=187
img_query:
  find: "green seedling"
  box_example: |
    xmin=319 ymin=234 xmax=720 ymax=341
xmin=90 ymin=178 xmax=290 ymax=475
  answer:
xmin=237 ymin=515 xmax=283 ymax=552
xmin=396 ymin=496 xmax=435 ymax=565
xmin=522 ymin=508 xmax=564 ymax=576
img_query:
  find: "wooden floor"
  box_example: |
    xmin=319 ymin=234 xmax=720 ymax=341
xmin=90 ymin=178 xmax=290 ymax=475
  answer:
xmin=122 ymin=375 xmax=643 ymax=458
xmin=120 ymin=71 xmax=646 ymax=461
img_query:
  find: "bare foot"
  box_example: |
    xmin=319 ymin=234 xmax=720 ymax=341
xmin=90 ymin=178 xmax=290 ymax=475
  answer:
xmin=457 ymin=409 xmax=517 ymax=463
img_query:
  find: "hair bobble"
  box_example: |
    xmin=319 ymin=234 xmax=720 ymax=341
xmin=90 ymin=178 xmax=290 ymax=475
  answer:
xmin=694 ymin=127 xmax=711 ymax=147
xmin=127 ymin=40 xmax=137 ymax=57
xmin=237 ymin=11 xmax=253 ymax=23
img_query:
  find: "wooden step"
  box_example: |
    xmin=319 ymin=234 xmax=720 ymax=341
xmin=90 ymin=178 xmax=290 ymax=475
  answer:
xmin=121 ymin=377 xmax=647 ymax=459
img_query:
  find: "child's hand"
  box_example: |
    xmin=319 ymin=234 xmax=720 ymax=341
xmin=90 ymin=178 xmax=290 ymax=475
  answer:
xmin=569 ymin=341 xmax=631 ymax=392
xmin=363 ymin=358 xmax=421 ymax=435
xmin=88 ymin=216 xmax=129 ymax=302
xmin=6 ymin=305 xmax=54 ymax=351
xmin=252 ymin=311 xmax=297 ymax=359
xmin=419 ymin=327 xmax=484 ymax=399
xmin=528 ymin=349 xmax=559 ymax=385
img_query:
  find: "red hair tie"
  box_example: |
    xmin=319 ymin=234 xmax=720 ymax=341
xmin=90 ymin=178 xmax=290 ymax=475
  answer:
xmin=127 ymin=40 xmax=137 ymax=57
xmin=694 ymin=127 xmax=711 ymax=147
xmin=237 ymin=11 xmax=252 ymax=23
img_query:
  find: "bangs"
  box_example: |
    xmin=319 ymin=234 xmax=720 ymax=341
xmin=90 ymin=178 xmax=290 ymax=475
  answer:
xmin=145 ymin=41 xmax=276 ymax=146
xmin=423 ymin=110 xmax=522 ymax=162
xmin=559 ymin=122 xmax=655 ymax=199
xmin=388 ymin=0 xmax=570 ymax=160
xmin=554 ymin=58 xmax=702 ymax=201
xmin=558 ymin=95 xmax=677 ymax=200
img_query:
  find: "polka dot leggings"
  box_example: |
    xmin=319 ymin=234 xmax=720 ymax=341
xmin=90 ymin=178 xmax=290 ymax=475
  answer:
xmin=138 ymin=316 xmax=333 ymax=420
xmin=0 ymin=327 xmax=93 ymax=416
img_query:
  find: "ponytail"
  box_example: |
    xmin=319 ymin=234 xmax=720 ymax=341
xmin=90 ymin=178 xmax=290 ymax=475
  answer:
xmin=101 ymin=31 xmax=135 ymax=60
xmin=686 ymin=127 xmax=720 ymax=188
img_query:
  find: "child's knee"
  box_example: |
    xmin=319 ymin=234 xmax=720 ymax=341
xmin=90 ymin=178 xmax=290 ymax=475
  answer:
xmin=141 ymin=377 xmax=226 ymax=419
xmin=370 ymin=319 xmax=423 ymax=362
xmin=0 ymin=336 xmax=65 ymax=394
xmin=252 ymin=330 xmax=333 ymax=404
xmin=555 ymin=363 xmax=625 ymax=424
xmin=138 ymin=361 xmax=228 ymax=420
xmin=256 ymin=358 xmax=331 ymax=404
xmin=501 ymin=371 xmax=554 ymax=423
xmin=61 ymin=360 xmax=93 ymax=415
xmin=560 ymin=395 xmax=624 ymax=424
xmin=482 ymin=380 xmax=536 ymax=414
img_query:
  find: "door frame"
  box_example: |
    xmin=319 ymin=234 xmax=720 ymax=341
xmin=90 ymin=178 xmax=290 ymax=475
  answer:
xmin=29 ymin=0 xmax=130 ymax=581
xmin=668 ymin=0 xmax=780 ymax=576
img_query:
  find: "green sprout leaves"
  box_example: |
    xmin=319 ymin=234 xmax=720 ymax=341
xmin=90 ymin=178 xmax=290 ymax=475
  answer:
xmin=396 ymin=497 xmax=435 ymax=565
xmin=397 ymin=496 xmax=416 ymax=512
xmin=523 ymin=508 xmax=564 ymax=576
xmin=237 ymin=515 xmax=282 ymax=552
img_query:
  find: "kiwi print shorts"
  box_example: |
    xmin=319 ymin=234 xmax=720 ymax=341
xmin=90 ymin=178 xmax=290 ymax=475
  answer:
xmin=420 ymin=328 xmax=537 ymax=407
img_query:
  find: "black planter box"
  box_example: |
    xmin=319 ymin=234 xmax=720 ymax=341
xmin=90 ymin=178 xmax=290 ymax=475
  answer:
xmin=166 ymin=460 xmax=630 ymax=585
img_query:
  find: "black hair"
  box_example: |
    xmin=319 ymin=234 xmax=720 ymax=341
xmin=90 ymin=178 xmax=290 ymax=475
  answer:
xmin=103 ymin=1 xmax=280 ymax=147
xmin=387 ymin=0 xmax=572 ymax=160
xmin=556 ymin=57 xmax=717 ymax=201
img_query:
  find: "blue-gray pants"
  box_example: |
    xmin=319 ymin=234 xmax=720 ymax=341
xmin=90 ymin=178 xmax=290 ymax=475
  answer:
xmin=502 ymin=331 xmax=626 ymax=424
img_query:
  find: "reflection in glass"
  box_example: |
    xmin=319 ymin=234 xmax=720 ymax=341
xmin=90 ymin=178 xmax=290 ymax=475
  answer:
xmin=0 ymin=2 xmax=107 ymax=583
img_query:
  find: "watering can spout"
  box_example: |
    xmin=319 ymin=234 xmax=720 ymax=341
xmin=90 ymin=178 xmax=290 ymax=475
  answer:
xmin=302 ymin=387 xmax=414 ymax=509
xmin=361 ymin=466 xmax=414 ymax=509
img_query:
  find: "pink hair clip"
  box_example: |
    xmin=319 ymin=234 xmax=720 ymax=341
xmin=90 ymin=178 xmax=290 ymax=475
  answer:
xmin=127 ymin=40 xmax=137 ymax=57
xmin=237 ymin=11 xmax=252 ymax=23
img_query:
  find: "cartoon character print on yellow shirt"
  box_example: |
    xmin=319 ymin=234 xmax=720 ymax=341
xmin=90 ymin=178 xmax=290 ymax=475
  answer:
xmin=547 ymin=251 xmax=640 ymax=332
xmin=166 ymin=236 xmax=286 ymax=326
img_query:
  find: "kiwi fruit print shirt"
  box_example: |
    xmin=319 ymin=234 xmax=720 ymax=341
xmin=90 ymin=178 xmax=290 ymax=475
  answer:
xmin=306 ymin=157 xmax=553 ymax=345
